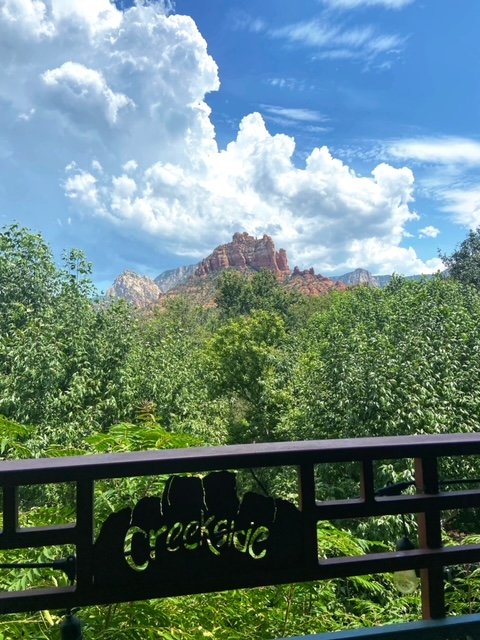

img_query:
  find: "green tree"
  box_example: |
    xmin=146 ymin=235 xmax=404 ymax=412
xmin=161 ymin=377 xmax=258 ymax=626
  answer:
xmin=204 ymin=310 xmax=291 ymax=443
xmin=440 ymin=226 xmax=480 ymax=288
xmin=289 ymin=277 xmax=480 ymax=442
xmin=281 ymin=276 xmax=480 ymax=501
xmin=215 ymin=270 xmax=254 ymax=317
xmin=215 ymin=268 xmax=299 ymax=320
xmin=0 ymin=226 xmax=142 ymax=443
xmin=0 ymin=224 xmax=58 ymax=331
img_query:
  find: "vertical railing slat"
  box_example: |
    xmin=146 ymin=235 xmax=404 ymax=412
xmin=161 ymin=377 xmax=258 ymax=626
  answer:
xmin=75 ymin=479 xmax=95 ymax=593
xmin=298 ymin=464 xmax=318 ymax=566
xmin=415 ymin=456 xmax=445 ymax=619
xmin=2 ymin=486 xmax=18 ymax=536
xmin=360 ymin=460 xmax=375 ymax=504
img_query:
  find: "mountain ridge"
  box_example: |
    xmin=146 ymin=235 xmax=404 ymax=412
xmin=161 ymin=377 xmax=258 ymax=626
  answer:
xmin=107 ymin=234 xmax=436 ymax=307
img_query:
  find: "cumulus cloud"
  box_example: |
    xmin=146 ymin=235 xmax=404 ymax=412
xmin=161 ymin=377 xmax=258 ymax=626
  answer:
xmin=0 ymin=0 xmax=55 ymax=40
xmin=66 ymin=109 xmax=433 ymax=274
xmin=42 ymin=62 xmax=133 ymax=125
xmin=0 ymin=0 xmax=435 ymax=276
xmin=419 ymin=225 xmax=440 ymax=239
xmin=65 ymin=170 xmax=99 ymax=207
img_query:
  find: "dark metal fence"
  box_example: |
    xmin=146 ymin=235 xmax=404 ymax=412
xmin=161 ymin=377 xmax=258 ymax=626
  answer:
xmin=2 ymin=432 xmax=480 ymax=635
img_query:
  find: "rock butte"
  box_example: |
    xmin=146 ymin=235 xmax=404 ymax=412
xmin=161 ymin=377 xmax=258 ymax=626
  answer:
xmin=106 ymin=233 xmax=371 ymax=307
xmin=195 ymin=232 xmax=290 ymax=279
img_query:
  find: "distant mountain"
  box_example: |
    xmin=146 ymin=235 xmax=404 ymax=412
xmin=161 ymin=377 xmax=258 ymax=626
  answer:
xmin=331 ymin=269 xmax=440 ymax=288
xmin=155 ymin=263 xmax=198 ymax=292
xmin=165 ymin=237 xmax=344 ymax=304
xmin=330 ymin=268 xmax=379 ymax=288
xmin=107 ymin=235 xmax=441 ymax=307
xmin=107 ymin=271 xmax=162 ymax=307
xmin=374 ymin=273 xmax=439 ymax=288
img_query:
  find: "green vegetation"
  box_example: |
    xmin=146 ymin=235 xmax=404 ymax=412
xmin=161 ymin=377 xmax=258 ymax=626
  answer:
xmin=440 ymin=226 xmax=480 ymax=289
xmin=2 ymin=225 xmax=480 ymax=637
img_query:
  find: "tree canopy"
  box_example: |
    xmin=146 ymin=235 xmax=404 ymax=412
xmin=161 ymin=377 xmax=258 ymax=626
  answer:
xmin=440 ymin=226 xmax=480 ymax=288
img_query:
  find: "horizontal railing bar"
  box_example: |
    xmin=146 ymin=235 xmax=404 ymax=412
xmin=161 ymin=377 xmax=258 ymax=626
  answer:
xmin=1 ymin=433 xmax=480 ymax=484
xmin=0 ymin=586 xmax=76 ymax=614
xmin=315 ymin=489 xmax=480 ymax=518
xmin=4 ymin=545 xmax=480 ymax=614
xmin=281 ymin=612 xmax=480 ymax=639
xmin=0 ymin=525 xmax=77 ymax=550
xmin=317 ymin=544 xmax=480 ymax=578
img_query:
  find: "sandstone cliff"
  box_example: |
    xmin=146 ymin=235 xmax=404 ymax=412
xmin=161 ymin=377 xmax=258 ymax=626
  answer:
xmin=287 ymin=267 xmax=348 ymax=296
xmin=195 ymin=232 xmax=290 ymax=278
xmin=107 ymin=271 xmax=162 ymax=307
xmin=107 ymin=233 xmax=368 ymax=307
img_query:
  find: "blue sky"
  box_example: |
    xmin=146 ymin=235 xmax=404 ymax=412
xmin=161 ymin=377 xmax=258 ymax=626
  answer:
xmin=1 ymin=0 xmax=479 ymax=289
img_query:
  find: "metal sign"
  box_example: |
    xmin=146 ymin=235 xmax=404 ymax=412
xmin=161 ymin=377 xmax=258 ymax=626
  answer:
xmin=93 ymin=471 xmax=304 ymax=602
xmin=3 ymin=434 xmax=480 ymax=620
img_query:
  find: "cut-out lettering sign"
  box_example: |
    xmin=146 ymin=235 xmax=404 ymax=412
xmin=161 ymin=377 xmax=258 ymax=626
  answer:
xmin=93 ymin=471 xmax=305 ymax=600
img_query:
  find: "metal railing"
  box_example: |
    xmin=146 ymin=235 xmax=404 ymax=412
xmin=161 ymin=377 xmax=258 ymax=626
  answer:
xmin=2 ymin=432 xmax=480 ymax=635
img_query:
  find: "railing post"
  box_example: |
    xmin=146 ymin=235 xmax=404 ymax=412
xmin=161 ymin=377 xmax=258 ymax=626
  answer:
xmin=360 ymin=460 xmax=375 ymax=504
xmin=2 ymin=486 xmax=18 ymax=538
xmin=75 ymin=480 xmax=95 ymax=594
xmin=298 ymin=464 xmax=318 ymax=566
xmin=415 ymin=456 xmax=445 ymax=619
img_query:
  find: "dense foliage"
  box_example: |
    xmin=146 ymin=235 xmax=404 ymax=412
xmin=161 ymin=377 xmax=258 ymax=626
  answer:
xmin=2 ymin=225 xmax=480 ymax=638
xmin=440 ymin=226 xmax=480 ymax=289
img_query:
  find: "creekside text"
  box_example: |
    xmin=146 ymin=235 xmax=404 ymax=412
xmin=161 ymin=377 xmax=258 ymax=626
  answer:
xmin=124 ymin=511 xmax=270 ymax=570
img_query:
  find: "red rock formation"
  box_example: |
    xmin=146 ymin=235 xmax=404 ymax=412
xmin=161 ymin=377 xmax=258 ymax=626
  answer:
xmin=195 ymin=232 xmax=291 ymax=278
xmin=287 ymin=267 xmax=348 ymax=297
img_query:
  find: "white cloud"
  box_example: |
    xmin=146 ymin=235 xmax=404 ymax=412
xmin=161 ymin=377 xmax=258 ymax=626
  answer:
xmin=0 ymin=0 xmax=55 ymax=39
xmin=66 ymin=109 xmax=433 ymax=275
xmin=51 ymin=0 xmax=121 ymax=32
xmin=389 ymin=137 xmax=480 ymax=165
xmin=123 ymin=159 xmax=138 ymax=173
xmin=230 ymin=12 xmax=266 ymax=34
xmin=439 ymin=188 xmax=480 ymax=228
xmin=260 ymin=105 xmax=328 ymax=123
xmin=267 ymin=77 xmax=308 ymax=92
xmin=271 ymin=18 xmax=405 ymax=63
xmin=42 ymin=62 xmax=133 ymax=125
xmin=0 ymin=0 xmax=434 ymax=276
xmin=419 ymin=225 xmax=440 ymax=239
xmin=388 ymin=137 xmax=480 ymax=233
xmin=65 ymin=171 xmax=99 ymax=207
xmin=321 ymin=0 xmax=414 ymax=9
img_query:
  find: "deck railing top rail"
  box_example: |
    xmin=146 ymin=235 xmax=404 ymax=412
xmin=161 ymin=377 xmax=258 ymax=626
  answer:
xmin=1 ymin=432 xmax=480 ymax=483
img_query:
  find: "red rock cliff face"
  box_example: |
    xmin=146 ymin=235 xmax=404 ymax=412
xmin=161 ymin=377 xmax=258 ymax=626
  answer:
xmin=195 ymin=232 xmax=291 ymax=278
xmin=287 ymin=267 xmax=348 ymax=296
